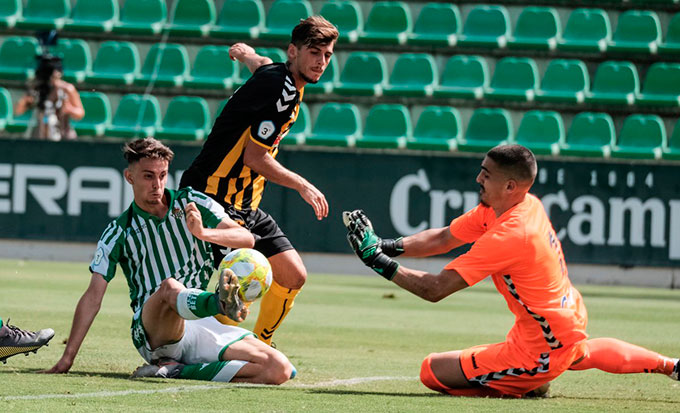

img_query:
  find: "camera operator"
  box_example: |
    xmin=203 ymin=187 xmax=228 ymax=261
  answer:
xmin=14 ymin=55 xmax=84 ymax=141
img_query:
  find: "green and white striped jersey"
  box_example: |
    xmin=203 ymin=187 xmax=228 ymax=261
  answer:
xmin=90 ymin=187 xmax=228 ymax=314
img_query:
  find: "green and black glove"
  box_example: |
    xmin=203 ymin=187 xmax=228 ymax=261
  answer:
xmin=343 ymin=210 xmax=400 ymax=280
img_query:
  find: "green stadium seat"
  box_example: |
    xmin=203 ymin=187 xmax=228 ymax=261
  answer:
xmin=408 ymin=3 xmax=460 ymax=47
xmin=0 ymin=0 xmax=21 ymax=28
xmin=515 ymin=111 xmax=564 ymax=155
xmin=185 ymin=45 xmax=237 ymax=90
xmin=114 ymin=0 xmax=166 ymax=35
xmin=358 ymin=1 xmax=412 ymax=45
xmin=65 ymin=0 xmax=118 ymax=33
xmin=71 ymin=91 xmax=111 ymax=136
xmin=135 ymin=43 xmax=190 ymax=87
xmin=53 ymin=38 xmax=91 ymax=84
xmin=166 ymin=0 xmax=216 ymax=37
xmin=637 ymin=63 xmax=680 ymax=107
xmin=16 ymin=0 xmax=69 ymax=30
xmin=0 ymin=87 xmax=11 ymax=130
xmin=558 ymin=8 xmax=610 ymax=52
xmin=335 ymin=51 xmax=388 ymax=97
xmin=458 ymin=108 xmax=513 ymax=153
xmin=384 ymin=53 xmax=438 ymax=97
xmin=281 ymin=102 xmax=309 ymax=145
xmin=485 ymin=57 xmax=539 ymax=102
xmin=235 ymin=47 xmax=286 ymax=87
xmin=508 ymin=6 xmax=561 ymax=51
xmin=87 ymin=41 xmax=140 ymax=86
xmin=307 ymin=103 xmax=361 ymax=147
xmin=211 ymin=0 xmax=264 ymax=39
xmin=305 ymin=56 xmax=338 ymax=94
xmin=458 ymin=5 xmax=510 ymax=49
xmin=433 ymin=55 xmax=488 ymax=100
xmin=0 ymin=36 xmax=40 ymax=80
xmin=260 ymin=0 xmax=312 ymax=41
xmin=662 ymin=119 xmax=680 ymax=160
xmin=6 ymin=108 xmax=34 ymax=134
xmin=356 ymin=104 xmax=411 ymax=149
xmin=560 ymin=112 xmax=614 ymax=158
xmin=320 ymin=0 xmax=363 ymax=43
xmin=608 ymin=10 xmax=661 ymax=54
xmin=587 ymin=61 xmax=640 ymax=105
xmin=155 ymin=96 xmax=210 ymax=141
xmin=406 ymin=106 xmax=460 ymax=151
xmin=106 ymin=94 xmax=161 ymax=138
xmin=611 ymin=114 xmax=665 ymax=159
xmin=660 ymin=13 xmax=680 ymax=55
xmin=537 ymin=59 xmax=589 ymax=104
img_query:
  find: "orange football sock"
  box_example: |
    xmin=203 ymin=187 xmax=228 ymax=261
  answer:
xmin=253 ymin=281 xmax=300 ymax=344
xmin=570 ymin=338 xmax=676 ymax=375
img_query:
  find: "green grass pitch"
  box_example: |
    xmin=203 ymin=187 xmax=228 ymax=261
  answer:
xmin=1 ymin=258 xmax=679 ymax=412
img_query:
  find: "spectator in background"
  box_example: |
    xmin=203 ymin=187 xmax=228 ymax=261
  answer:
xmin=14 ymin=55 xmax=84 ymax=141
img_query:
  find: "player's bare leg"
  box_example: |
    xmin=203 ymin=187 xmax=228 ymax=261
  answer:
xmin=224 ymin=336 xmax=294 ymax=384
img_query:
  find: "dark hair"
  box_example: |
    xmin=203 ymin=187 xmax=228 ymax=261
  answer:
xmin=123 ymin=137 xmax=174 ymax=164
xmin=486 ymin=144 xmax=537 ymax=184
xmin=290 ymin=16 xmax=339 ymax=48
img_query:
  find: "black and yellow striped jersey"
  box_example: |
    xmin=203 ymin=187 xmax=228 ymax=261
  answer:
xmin=181 ymin=63 xmax=302 ymax=211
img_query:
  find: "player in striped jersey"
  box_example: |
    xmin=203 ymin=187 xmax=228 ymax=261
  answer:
xmin=45 ymin=138 xmax=294 ymax=384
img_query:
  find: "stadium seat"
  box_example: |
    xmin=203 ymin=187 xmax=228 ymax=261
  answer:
xmin=211 ymin=0 xmax=264 ymax=39
xmin=637 ymin=63 xmax=680 ymax=107
xmin=515 ymin=111 xmax=564 ymax=155
xmin=5 ymin=108 xmax=34 ymax=134
xmin=662 ymin=119 xmax=680 ymax=160
xmin=0 ymin=36 xmax=40 ymax=80
xmin=235 ymin=47 xmax=286 ymax=87
xmin=281 ymin=102 xmax=309 ymax=145
xmin=458 ymin=108 xmax=513 ymax=153
xmin=259 ymin=0 xmax=312 ymax=41
xmin=359 ymin=1 xmax=412 ymax=45
xmin=608 ymin=10 xmax=661 ymax=54
xmin=458 ymin=5 xmax=510 ymax=49
xmin=135 ymin=43 xmax=190 ymax=88
xmin=307 ymin=102 xmax=361 ymax=147
xmin=16 ymin=0 xmax=69 ymax=30
xmin=155 ymin=96 xmax=210 ymax=141
xmin=305 ymin=56 xmax=338 ymax=94
xmin=0 ymin=87 xmax=11 ymax=130
xmin=508 ymin=6 xmax=561 ymax=51
xmin=106 ymin=94 xmax=161 ymax=138
xmin=660 ymin=13 xmax=680 ymax=55
xmin=433 ymin=55 xmax=488 ymax=100
xmin=611 ymin=114 xmax=665 ymax=159
xmin=558 ymin=8 xmax=611 ymax=52
xmin=406 ymin=106 xmax=460 ymax=151
xmin=485 ymin=57 xmax=539 ymax=102
xmin=587 ymin=61 xmax=640 ymax=105
xmin=53 ymin=38 xmax=91 ymax=84
xmin=335 ymin=51 xmax=388 ymax=97
xmin=166 ymin=0 xmax=216 ymax=37
xmin=536 ymin=59 xmax=589 ymax=104
xmin=407 ymin=2 xmax=460 ymax=47
xmin=320 ymin=0 xmax=363 ymax=43
xmin=185 ymin=45 xmax=237 ymax=90
xmin=65 ymin=0 xmax=118 ymax=33
xmin=71 ymin=91 xmax=111 ymax=136
xmin=384 ymin=53 xmax=438 ymax=97
xmin=113 ymin=0 xmax=166 ymax=35
xmin=356 ymin=104 xmax=411 ymax=149
xmin=0 ymin=0 xmax=21 ymax=28
xmin=560 ymin=112 xmax=614 ymax=158
xmin=86 ymin=41 xmax=140 ymax=86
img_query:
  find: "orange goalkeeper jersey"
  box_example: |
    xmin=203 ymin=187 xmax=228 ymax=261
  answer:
xmin=446 ymin=194 xmax=588 ymax=355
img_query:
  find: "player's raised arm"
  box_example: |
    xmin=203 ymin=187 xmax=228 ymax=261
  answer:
xmin=229 ymin=43 xmax=273 ymax=74
xmin=43 ymin=273 xmax=108 ymax=374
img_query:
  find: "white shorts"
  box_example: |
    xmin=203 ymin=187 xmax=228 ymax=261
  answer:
xmin=131 ymin=312 xmax=256 ymax=365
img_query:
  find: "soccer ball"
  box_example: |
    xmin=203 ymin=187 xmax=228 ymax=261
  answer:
xmin=218 ymin=248 xmax=273 ymax=302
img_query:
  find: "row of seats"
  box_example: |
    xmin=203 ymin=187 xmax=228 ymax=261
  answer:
xmin=3 ymin=36 xmax=678 ymax=107
xmin=1 ymin=89 xmax=677 ymax=160
xmin=2 ymin=0 xmax=680 ymax=55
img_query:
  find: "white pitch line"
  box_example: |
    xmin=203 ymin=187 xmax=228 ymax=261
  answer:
xmin=1 ymin=376 xmax=418 ymax=401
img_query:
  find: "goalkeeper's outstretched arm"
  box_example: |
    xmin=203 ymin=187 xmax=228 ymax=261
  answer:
xmin=391 ymin=267 xmax=469 ymax=302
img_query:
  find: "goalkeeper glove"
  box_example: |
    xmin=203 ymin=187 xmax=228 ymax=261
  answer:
xmin=343 ymin=209 xmax=404 ymax=257
xmin=343 ymin=210 xmax=400 ymax=280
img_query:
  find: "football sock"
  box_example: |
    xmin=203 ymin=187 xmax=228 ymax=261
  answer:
xmin=253 ymin=281 xmax=300 ymax=345
xmin=178 ymin=360 xmax=248 ymax=382
xmin=176 ymin=288 xmax=221 ymax=320
xmin=570 ymin=338 xmax=676 ymax=375
xmin=214 ymin=302 xmax=252 ymax=326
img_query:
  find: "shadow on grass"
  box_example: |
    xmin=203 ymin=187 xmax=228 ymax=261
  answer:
xmin=1 ymin=367 xmax=131 ymax=380
xmin=304 ymin=388 xmax=442 ymax=398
